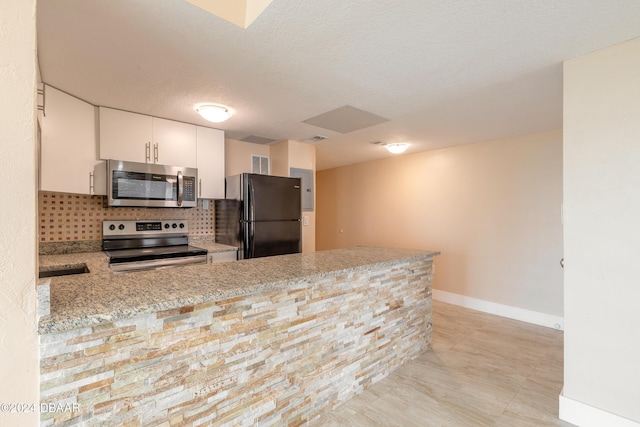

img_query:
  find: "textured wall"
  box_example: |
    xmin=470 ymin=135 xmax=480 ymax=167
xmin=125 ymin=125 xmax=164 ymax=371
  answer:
xmin=0 ymin=0 xmax=39 ymax=425
xmin=224 ymin=138 xmax=270 ymax=176
xmin=39 ymin=258 xmax=432 ymax=425
xmin=317 ymin=130 xmax=563 ymax=318
xmin=563 ymin=37 xmax=640 ymax=422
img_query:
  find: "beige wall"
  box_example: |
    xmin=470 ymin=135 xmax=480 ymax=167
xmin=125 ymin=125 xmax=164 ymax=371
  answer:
xmin=269 ymin=140 xmax=289 ymax=177
xmin=224 ymin=138 xmax=270 ymax=176
xmin=288 ymin=140 xmax=316 ymax=171
xmin=317 ymin=130 xmax=563 ymax=317
xmin=562 ymin=37 xmax=640 ymax=423
xmin=0 ymin=0 xmax=39 ymax=425
xmin=288 ymin=141 xmax=316 ymax=253
xmin=270 ymin=140 xmax=316 ymax=253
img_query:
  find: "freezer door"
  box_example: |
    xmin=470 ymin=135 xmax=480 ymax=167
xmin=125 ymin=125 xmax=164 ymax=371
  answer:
xmin=246 ymin=174 xmax=301 ymax=221
xmin=244 ymin=220 xmax=301 ymax=259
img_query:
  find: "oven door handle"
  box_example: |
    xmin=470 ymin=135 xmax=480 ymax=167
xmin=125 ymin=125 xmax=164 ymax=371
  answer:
xmin=177 ymin=171 xmax=183 ymax=207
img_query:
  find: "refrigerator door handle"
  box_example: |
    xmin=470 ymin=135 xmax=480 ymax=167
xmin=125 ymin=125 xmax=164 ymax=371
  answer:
xmin=248 ymin=179 xmax=256 ymax=222
xmin=248 ymin=220 xmax=255 ymax=258
xmin=247 ymin=179 xmax=256 ymax=258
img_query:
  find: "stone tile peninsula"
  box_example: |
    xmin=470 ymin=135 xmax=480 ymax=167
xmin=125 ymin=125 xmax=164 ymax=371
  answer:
xmin=38 ymin=246 xmax=438 ymax=426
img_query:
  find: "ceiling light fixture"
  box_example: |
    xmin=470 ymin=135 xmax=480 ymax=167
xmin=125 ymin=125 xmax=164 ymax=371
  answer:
xmin=385 ymin=143 xmax=410 ymax=154
xmin=195 ymin=103 xmax=233 ymax=123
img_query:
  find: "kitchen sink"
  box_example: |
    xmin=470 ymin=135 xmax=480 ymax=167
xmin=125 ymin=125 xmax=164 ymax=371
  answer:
xmin=39 ymin=263 xmax=90 ymax=278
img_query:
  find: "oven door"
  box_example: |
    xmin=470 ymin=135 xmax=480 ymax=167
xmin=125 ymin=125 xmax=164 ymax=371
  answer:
xmin=108 ymin=253 xmax=208 ymax=272
xmin=107 ymin=160 xmax=198 ymax=207
xmin=105 ymin=244 xmax=208 ymax=272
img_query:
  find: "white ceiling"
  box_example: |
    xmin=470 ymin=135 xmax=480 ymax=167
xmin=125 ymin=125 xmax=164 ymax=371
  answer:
xmin=37 ymin=0 xmax=640 ymax=170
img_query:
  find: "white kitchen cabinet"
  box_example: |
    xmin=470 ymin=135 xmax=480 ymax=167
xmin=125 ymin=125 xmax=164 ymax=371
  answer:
xmin=40 ymin=86 xmax=105 ymax=195
xmin=196 ymin=126 xmax=225 ymax=199
xmin=99 ymin=107 xmax=196 ymax=167
xmin=99 ymin=107 xmax=152 ymax=163
xmin=153 ymin=118 xmax=197 ymax=167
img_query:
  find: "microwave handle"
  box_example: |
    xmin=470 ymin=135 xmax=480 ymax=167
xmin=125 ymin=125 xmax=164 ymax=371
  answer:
xmin=177 ymin=171 xmax=183 ymax=207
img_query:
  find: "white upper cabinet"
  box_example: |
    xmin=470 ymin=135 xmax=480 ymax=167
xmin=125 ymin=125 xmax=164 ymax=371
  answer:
xmin=40 ymin=85 xmax=105 ymax=195
xmin=99 ymin=107 xmax=197 ymax=168
xmin=196 ymin=126 xmax=225 ymax=199
xmin=152 ymin=118 xmax=197 ymax=167
xmin=99 ymin=107 xmax=152 ymax=163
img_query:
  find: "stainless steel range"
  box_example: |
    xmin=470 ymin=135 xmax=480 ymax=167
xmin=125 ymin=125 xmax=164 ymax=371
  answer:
xmin=102 ymin=220 xmax=208 ymax=272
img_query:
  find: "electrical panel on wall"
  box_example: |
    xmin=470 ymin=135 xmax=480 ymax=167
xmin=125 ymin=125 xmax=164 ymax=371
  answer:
xmin=251 ymin=155 xmax=269 ymax=175
xmin=290 ymin=167 xmax=314 ymax=211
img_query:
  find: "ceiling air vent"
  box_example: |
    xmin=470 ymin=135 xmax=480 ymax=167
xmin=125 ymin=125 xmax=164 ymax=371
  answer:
xmin=303 ymin=105 xmax=389 ymax=133
xmin=241 ymin=135 xmax=277 ymax=145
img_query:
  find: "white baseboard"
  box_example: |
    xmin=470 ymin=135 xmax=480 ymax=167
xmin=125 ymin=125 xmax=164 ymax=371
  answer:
xmin=432 ymin=289 xmax=564 ymax=330
xmin=559 ymin=389 xmax=640 ymax=427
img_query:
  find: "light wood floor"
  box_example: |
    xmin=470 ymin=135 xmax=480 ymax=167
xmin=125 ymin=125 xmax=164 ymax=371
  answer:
xmin=316 ymin=300 xmax=574 ymax=426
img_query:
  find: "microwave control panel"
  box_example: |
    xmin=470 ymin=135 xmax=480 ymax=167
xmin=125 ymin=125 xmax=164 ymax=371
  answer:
xmin=184 ymin=176 xmax=196 ymax=201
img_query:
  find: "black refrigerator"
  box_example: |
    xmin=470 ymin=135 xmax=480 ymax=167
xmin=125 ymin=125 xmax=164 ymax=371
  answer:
xmin=214 ymin=174 xmax=302 ymax=259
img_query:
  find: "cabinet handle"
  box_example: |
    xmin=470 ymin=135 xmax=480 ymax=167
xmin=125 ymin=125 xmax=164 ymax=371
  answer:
xmin=560 ymin=258 xmax=564 ymax=268
xmin=199 ymin=179 xmax=202 ymax=198
xmin=89 ymin=171 xmax=94 ymax=195
xmin=153 ymin=143 xmax=158 ymax=163
xmin=145 ymin=142 xmax=151 ymax=163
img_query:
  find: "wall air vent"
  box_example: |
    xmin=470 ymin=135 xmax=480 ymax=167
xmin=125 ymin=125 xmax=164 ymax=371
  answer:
xmin=251 ymin=155 xmax=270 ymax=175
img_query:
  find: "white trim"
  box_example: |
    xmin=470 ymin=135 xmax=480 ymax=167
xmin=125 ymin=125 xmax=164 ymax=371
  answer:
xmin=432 ymin=289 xmax=564 ymax=330
xmin=559 ymin=389 xmax=640 ymax=427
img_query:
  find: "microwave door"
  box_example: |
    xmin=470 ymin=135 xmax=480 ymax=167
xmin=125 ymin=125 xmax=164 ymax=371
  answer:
xmin=107 ymin=160 xmax=197 ymax=207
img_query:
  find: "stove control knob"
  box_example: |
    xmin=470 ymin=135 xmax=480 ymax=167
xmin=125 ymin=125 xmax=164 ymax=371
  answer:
xmin=109 ymin=224 xmax=116 ymax=231
xmin=164 ymin=223 xmax=170 ymax=229
xmin=172 ymin=223 xmax=177 ymax=229
xmin=118 ymin=224 xmax=125 ymax=231
xmin=179 ymin=223 xmax=185 ymax=229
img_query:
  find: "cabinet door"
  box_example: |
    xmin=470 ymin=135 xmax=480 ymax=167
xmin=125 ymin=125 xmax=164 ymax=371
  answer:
xmin=99 ymin=107 xmax=152 ymax=162
xmin=152 ymin=118 xmax=197 ymax=167
xmin=196 ymin=126 xmax=225 ymax=199
xmin=41 ymin=86 xmax=105 ymax=195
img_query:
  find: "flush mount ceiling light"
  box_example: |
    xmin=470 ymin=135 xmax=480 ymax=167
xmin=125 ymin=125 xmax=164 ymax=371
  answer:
xmin=385 ymin=143 xmax=410 ymax=154
xmin=195 ymin=103 xmax=233 ymax=123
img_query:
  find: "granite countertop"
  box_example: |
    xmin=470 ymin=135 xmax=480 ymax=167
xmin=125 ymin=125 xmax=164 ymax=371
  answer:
xmin=38 ymin=246 xmax=439 ymax=335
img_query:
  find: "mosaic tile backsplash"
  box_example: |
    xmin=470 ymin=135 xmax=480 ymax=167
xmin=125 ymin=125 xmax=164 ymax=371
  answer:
xmin=38 ymin=191 xmax=215 ymax=242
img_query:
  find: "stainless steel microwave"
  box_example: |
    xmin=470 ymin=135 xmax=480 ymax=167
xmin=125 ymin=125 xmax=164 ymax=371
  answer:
xmin=107 ymin=160 xmax=198 ymax=208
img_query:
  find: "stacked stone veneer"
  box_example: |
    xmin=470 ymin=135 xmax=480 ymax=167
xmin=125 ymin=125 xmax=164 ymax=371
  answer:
xmin=40 ymin=258 xmax=433 ymax=426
